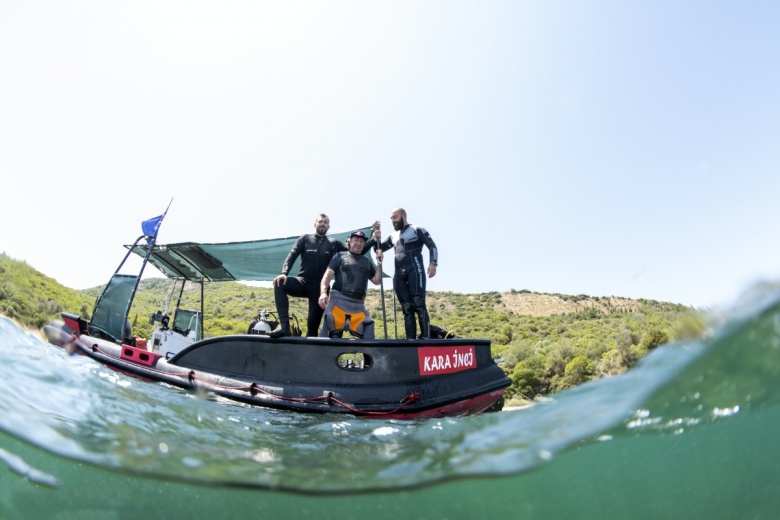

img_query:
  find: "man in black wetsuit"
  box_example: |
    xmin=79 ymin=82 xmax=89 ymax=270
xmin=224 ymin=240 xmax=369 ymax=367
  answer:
xmin=318 ymin=230 xmax=384 ymax=339
xmin=271 ymin=214 xmax=377 ymax=337
xmin=378 ymin=208 xmax=438 ymax=339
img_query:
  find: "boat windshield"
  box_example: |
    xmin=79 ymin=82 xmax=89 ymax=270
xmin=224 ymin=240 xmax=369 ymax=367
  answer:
xmin=172 ymin=309 xmax=202 ymax=341
xmin=90 ymin=274 xmax=137 ymax=342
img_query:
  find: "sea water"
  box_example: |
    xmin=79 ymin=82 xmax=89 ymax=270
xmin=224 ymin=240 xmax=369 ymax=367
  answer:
xmin=1 ymin=285 xmax=780 ymax=519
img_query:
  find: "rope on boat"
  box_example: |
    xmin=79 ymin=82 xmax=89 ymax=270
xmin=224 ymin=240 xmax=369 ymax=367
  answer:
xmin=71 ymin=333 xmax=421 ymax=416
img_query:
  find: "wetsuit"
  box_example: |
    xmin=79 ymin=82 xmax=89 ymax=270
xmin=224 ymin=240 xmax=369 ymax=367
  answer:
xmin=275 ymin=234 xmax=375 ymax=336
xmin=379 ymin=224 xmax=438 ymax=339
xmin=319 ymin=251 xmax=377 ymax=339
xmin=328 ymin=251 xmax=376 ymax=301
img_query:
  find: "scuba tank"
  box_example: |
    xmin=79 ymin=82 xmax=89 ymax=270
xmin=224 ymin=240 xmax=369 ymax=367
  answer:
xmin=249 ymin=309 xmax=276 ymax=334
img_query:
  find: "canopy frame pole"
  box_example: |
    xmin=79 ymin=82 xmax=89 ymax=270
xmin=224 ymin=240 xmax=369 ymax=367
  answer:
xmin=379 ymin=269 xmax=388 ymax=339
xmin=393 ymin=290 xmax=398 ymax=339
xmin=200 ymin=280 xmax=205 ymax=340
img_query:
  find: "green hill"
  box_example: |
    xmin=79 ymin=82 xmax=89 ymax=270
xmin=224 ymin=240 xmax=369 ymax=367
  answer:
xmin=0 ymin=252 xmax=704 ymax=406
xmin=0 ymin=253 xmax=94 ymax=329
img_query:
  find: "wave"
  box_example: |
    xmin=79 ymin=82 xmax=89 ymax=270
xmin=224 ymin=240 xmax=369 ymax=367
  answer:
xmin=2 ymin=284 xmax=780 ymax=517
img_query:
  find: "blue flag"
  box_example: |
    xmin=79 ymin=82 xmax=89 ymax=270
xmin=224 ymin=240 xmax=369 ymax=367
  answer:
xmin=141 ymin=215 xmax=164 ymax=237
xmin=142 ymin=199 xmax=172 ymax=244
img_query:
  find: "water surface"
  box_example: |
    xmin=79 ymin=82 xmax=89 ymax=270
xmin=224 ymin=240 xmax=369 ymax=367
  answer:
xmin=2 ymin=286 xmax=779 ymax=519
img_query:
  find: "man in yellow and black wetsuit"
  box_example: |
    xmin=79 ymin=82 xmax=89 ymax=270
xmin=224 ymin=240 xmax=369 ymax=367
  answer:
xmin=318 ymin=230 xmax=384 ymax=339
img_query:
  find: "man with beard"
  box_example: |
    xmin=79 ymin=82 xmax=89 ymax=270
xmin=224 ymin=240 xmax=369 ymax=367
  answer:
xmin=271 ymin=214 xmax=378 ymax=337
xmin=377 ymin=208 xmax=438 ymax=339
xmin=318 ymin=230 xmax=384 ymax=339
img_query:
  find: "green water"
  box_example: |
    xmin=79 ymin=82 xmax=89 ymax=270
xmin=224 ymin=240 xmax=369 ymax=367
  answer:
xmin=2 ymin=289 xmax=780 ymax=519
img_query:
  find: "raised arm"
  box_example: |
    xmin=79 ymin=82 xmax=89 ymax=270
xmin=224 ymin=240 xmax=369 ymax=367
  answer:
xmin=359 ymin=221 xmax=381 ymax=253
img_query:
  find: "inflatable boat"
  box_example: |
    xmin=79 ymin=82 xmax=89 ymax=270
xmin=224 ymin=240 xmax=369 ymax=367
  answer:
xmin=44 ymin=226 xmax=509 ymax=419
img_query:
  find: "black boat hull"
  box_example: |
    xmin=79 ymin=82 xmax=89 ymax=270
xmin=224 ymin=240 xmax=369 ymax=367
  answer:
xmin=45 ymin=315 xmax=510 ymax=419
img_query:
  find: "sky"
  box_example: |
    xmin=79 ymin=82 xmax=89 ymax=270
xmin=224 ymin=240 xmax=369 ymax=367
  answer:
xmin=1 ymin=1 xmax=779 ymax=309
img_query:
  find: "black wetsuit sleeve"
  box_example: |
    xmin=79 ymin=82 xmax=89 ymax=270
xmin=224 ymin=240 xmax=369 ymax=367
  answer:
xmin=418 ymin=228 xmax=438 ymax=266
xmin=327 ymin=252 xmax=341 ymax=271
xmin=360 ymin=238 xmax=377 ymax=254
xmin=281 ymin=236 xmax=305 ymax=275
xmin=379 ymin=236 xmax=394 ymax=253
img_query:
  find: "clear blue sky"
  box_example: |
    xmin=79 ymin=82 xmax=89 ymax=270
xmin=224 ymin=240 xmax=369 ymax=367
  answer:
xmin=2 ymin=1 xmax=779 ymax=308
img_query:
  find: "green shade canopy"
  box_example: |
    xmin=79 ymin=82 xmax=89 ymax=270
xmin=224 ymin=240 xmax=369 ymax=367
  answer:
xmin=127 ymin=227 xmax=377 ymax=282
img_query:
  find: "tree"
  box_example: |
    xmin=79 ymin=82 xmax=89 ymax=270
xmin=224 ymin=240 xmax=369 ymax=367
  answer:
xmin=563 ymin=355 xmax=593 ymax=387
xmin=640 ymin=328 xmax=669 ymax=351
xmin=511 ymin=354 xmax=548 ymax=399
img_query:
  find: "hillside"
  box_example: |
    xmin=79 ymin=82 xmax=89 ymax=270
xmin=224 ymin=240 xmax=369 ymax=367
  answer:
xmin=0 ymin=253 xmax=704 ymax=405
xmin=499 ymin=291 xmax=644 ymax=316
xmin=0 ymin=253 xmax=95 ymax=330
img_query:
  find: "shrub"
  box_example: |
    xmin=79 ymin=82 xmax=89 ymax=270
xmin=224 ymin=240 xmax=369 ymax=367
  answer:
xmin=563 ymin=355 xmax=593 ymax=387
